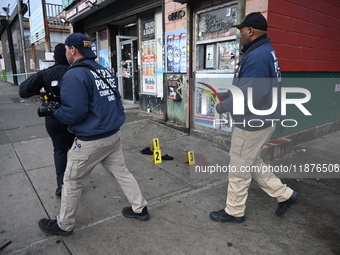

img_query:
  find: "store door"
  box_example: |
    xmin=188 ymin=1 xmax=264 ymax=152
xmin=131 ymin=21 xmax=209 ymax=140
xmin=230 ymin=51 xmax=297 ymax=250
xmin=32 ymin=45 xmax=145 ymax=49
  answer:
xmin=116 ymin=36 xmax=138 ymax=104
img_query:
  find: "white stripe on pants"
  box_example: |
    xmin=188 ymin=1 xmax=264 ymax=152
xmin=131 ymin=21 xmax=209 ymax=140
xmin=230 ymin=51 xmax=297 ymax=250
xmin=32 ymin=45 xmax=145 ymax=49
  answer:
xmin=57 ymin=130 xmax=147 ymax=231
xmin=225 ymin=125 xmax=293 ymax=217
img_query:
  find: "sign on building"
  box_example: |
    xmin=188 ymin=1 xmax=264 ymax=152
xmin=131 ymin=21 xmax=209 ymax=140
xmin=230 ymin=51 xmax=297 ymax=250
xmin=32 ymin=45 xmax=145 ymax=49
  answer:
xmin=29 ymin=6 xmax=45 ymax=44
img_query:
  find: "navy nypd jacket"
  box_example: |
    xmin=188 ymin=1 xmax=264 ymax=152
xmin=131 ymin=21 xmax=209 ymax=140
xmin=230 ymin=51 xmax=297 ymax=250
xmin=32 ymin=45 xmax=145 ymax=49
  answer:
xmin=222 ymin=36 xmax=282 ymax=131
xmin=54 ymin=58 xmax=125 ymax=141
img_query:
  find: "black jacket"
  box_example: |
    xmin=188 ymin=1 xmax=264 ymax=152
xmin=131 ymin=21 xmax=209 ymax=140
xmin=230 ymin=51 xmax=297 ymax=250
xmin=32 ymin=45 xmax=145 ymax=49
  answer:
xmin=19 ymin=64 xmax=69 ymax=98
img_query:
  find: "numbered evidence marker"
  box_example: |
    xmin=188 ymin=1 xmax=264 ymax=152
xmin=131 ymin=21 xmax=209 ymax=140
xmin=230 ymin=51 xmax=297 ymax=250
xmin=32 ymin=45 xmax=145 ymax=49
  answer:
xmin=185 ymin=151 xmax=195 ymax=165
xmin=152 ymin=138 xmax=160 ymax=150
xmin=152 ymin=149 xmax=162 ymax=164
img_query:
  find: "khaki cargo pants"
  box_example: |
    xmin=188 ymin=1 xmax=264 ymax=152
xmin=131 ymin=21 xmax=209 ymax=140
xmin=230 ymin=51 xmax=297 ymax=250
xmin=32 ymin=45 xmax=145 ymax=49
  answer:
xmin=57 ymin=131 xmax=147 ymax=231
xmin=225 ymin=125 xmax=293 ymax=217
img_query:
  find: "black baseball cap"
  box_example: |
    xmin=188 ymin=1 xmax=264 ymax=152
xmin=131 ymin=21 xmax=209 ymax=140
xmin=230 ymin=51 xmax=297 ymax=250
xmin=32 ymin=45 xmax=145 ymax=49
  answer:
xmin=232 ymin=12 xmax=268 ymax=31
xmin=54 ymin=43 xmax=68 ymax=65
xmin=65 ymin=33 xmax=97 ymax=59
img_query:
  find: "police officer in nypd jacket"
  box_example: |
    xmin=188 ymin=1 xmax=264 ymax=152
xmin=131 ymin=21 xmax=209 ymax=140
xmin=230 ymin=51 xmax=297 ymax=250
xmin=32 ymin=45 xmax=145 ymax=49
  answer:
xmin=211 ymin=12 xmax=298 ymax=223
xmin=38 ymin=33 xmax=149 ymax=236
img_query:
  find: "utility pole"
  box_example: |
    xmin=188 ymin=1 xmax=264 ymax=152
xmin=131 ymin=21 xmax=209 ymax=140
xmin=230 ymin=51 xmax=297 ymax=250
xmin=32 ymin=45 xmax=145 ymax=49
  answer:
xmin=2 ymin=5 xmax=18 ymax=85
xmin=18 ymin=0 xmax=28 ymax=79
xmin=41 ymin=0 xmax=51 ymax=52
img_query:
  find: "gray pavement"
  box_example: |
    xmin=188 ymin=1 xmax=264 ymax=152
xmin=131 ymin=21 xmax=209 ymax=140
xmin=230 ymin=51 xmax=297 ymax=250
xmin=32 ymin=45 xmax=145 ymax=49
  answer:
xmin=0 ymin=80 xmax=339 ymax=255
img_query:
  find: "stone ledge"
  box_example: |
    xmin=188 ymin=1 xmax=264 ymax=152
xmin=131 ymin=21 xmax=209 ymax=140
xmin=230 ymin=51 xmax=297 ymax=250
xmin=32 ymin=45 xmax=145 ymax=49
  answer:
xmin=191 ymin=119 xmax=340 ymax=161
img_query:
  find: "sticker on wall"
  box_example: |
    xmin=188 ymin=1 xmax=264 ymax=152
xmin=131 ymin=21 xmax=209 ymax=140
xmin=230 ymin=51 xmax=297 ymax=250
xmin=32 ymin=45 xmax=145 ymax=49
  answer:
xmin=165 ymin=29 xmax=187 ymax=73
xmin=194 ymin=73 xmax=234 ymax=132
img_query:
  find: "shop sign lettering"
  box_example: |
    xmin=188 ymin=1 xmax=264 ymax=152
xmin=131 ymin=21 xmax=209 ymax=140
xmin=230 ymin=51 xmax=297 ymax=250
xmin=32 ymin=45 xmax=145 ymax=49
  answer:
xmin=168 ymin=10 xmax=185 ymax=21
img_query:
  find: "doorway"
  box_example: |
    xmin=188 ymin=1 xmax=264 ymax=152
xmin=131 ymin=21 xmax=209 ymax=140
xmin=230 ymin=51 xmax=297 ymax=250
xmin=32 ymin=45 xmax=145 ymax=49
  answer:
xmin=116 ymin=36 xmax=138 ymax=104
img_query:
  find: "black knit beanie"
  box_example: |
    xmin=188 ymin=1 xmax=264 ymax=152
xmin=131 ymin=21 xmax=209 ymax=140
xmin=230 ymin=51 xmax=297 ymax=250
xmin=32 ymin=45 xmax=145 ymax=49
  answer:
xmin=54 ymin=43 xmax=68 ymax=65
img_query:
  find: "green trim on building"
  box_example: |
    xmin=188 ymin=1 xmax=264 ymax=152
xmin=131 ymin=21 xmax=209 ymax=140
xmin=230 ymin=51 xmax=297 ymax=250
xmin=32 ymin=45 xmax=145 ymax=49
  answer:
xmin=273 ymin=72 xmax=340 ymax=138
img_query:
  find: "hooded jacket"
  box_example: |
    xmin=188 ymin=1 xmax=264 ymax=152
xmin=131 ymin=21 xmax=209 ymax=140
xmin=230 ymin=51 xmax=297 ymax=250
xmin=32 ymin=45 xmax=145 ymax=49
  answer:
xmin=222 ymin=36 xmax=282 ymax=131
xmin=53 ymin=58 xmax=125 ymax=141
xmin=19 ymin=64 xmax=69 ymax=98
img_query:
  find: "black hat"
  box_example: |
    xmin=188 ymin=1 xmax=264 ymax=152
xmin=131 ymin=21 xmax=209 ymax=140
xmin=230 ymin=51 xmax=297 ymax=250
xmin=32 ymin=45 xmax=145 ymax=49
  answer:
xmin=54 ymin=43 xmax=68 ymax=65
xmin=65 ymin=33 xmax=97 ymax=59
xmin=232 ymin=12 xmax=268 ymax=31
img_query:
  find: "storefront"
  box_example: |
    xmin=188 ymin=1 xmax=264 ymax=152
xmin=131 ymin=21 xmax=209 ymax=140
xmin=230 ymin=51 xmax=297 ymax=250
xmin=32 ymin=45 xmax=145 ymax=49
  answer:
xmin=62 ymin=0 xmax=243 ymax=133
xmin=167 ymin=0 xmax=242 ymax=133
xmin=191 ymin=1 xmax=239 ymax=134
xmin=63 ymin=0 xmax=163 ymax=109
xmin=60 ymin=0 xmax=339 ymax=151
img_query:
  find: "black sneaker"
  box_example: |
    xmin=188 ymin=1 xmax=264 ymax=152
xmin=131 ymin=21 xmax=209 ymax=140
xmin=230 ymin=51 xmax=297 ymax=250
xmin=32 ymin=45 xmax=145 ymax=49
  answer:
xmin=276 ymin=191 xmax=299 ymax=216
xmin=55 ymin=185 xmax=62 ymax=196
xmin=140 ymin=147 xmax=153 ymax=155
xmin=38 ymin=219 xmax=73 ymax=236
xmin=210 ymin=209 xmax=245 ymax=223
xmin=122 ymin=206 xmax=150 ymax=221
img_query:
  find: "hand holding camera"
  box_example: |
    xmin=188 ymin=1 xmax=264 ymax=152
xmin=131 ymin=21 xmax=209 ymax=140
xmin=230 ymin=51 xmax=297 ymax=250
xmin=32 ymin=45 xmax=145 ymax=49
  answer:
xmin=37 ymin=81 xmax=61 ymax=117
xmin=37 ymin=100 xmax=60 ymax=117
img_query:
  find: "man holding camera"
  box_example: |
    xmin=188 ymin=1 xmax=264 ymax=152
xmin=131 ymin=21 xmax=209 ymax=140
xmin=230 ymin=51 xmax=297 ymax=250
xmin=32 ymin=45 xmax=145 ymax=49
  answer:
xmin=19 ymin=43 xmax=75 ymax=196
xmin=38 ymin=33 xmax=149 ymax=236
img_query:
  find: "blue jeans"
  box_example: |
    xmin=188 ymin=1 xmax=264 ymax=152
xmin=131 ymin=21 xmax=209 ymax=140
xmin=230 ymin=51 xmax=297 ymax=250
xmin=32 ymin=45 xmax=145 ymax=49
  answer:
xmin=45 ymin=117 xmax=75 ymax=186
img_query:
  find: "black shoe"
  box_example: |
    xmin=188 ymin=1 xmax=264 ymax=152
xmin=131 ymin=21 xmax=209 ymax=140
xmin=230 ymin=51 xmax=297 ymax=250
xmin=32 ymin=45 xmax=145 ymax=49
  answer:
xmin=162 ymin=154 xmax=174 ymax=160
xmin=141 ymin=147 xmax=153 ymax=155
xmin=122 ymin=206 xmax=150 ymax=221
xmin=38 ymin=219 xmax=73 ymax=236
xmin=276 ymin=191 xmax=299 ymax=216
xmin=55 ymin=185 xmax=62 ymax=196
xmin=210 ymin=209 xmax=245 ymax=223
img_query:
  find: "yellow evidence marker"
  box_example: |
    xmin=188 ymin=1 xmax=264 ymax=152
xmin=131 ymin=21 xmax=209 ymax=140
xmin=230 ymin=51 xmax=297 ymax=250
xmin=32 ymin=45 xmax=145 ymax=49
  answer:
xmin=152 ymin=138 xmax=160 ymax=150
xmin=185 ymin=151 xmax=195 ymax=165
xmin=152 ymin=149 xmax=162 ymax=164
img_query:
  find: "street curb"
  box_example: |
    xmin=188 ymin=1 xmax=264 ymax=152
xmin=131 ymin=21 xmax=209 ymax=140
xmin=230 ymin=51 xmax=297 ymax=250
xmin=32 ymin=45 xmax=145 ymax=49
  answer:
xmin=191 ymin=119 xmax=340 ymax=162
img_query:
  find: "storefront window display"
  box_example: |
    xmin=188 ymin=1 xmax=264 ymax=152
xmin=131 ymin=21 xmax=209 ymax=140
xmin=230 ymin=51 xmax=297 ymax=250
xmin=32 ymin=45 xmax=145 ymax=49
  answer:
xmin=165 ymin=29 xmax=187 ymax=73
xmin=194 ymin=2 xmax=238 ymax=132
xmin=98 ymin=28 xmax=111 ymax=70
xmin=197 ymin=4 xmax=237 ymax=42
xmin=141 ymin=19 xmax=157 ymax=94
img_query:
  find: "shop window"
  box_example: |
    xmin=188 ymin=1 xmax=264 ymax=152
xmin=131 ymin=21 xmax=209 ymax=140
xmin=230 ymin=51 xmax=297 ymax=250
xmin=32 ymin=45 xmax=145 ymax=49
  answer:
xmin=121 ymin=22 xmax=138 ymax=36
xmin=195 ymin=2 xmax=238 ymax=73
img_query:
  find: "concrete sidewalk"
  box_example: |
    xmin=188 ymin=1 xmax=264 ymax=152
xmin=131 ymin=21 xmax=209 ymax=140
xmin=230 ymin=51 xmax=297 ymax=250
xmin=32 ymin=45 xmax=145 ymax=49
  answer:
xmin=0 ymin=81 xmax=339 ymax=255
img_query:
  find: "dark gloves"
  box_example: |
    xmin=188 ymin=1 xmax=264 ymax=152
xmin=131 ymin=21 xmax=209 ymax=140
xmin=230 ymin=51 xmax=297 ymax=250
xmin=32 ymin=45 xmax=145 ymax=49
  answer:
xmin=49 ymin=102 xmax=60 ymax=118
xmin=216 ymin=91 xmax=230 ymax=114
xmin=48 ymin=106 xmax=56 ymax=118
xmin=215 ymin=103 xmax=226 ymax=114
xmin=219 ymin=91 xmax=230 ymax=101
xmin=37 ymin=101 xmax=60 ymax=118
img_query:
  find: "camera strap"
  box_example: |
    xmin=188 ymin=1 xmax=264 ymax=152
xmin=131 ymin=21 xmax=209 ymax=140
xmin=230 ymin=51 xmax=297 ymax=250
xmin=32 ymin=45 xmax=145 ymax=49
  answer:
xmin=68 ymin=62 xmax=119 ymax=99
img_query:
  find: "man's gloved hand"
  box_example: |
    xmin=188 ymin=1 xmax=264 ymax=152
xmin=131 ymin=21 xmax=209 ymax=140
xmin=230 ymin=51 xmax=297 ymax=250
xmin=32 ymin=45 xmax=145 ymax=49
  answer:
xmin=215 ymin=103 xmax=226 ymax=114
xmin=37 ymin=102 xmax=60 ymax=118
xmin=49 ymin=102 xmax=60 ymax=118
xmin=48 ymin=106 xmax=56 ymax=118
xmin=219 ymin=91 xmax=230 ymax=101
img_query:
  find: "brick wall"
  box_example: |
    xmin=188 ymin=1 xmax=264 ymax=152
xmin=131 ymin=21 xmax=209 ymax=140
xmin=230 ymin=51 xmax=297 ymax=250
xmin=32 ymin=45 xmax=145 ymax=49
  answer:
xmin=245 ymin=0 xmax=268 ymax=17
xmin=164 ymin=0 xmax=187 ymax=32
xmin=268 ymin=0 xmax=340 ymax=72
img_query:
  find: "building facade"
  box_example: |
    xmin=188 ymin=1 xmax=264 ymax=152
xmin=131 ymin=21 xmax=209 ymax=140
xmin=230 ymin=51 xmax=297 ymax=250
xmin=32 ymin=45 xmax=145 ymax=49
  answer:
xmin=2 ymin=0 xmax=340 ymax=146
xmin=0 ymin=3 xmax=70 ymax=85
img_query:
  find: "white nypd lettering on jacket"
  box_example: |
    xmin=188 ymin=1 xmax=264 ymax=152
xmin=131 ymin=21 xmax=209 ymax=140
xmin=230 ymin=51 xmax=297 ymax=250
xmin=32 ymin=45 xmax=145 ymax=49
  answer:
xmin=90 ymin=69 xmax=117 ymax=101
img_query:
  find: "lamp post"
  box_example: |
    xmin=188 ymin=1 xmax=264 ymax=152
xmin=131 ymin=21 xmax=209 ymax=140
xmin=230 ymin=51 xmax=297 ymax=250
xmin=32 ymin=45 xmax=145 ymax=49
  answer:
xmin=41 ymin=0 xmax=51 ymax=52
xmin=2 ymin=5 xmax=18 ymax=84
xmin=18 ymin=0 xmax=28 ymax=79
